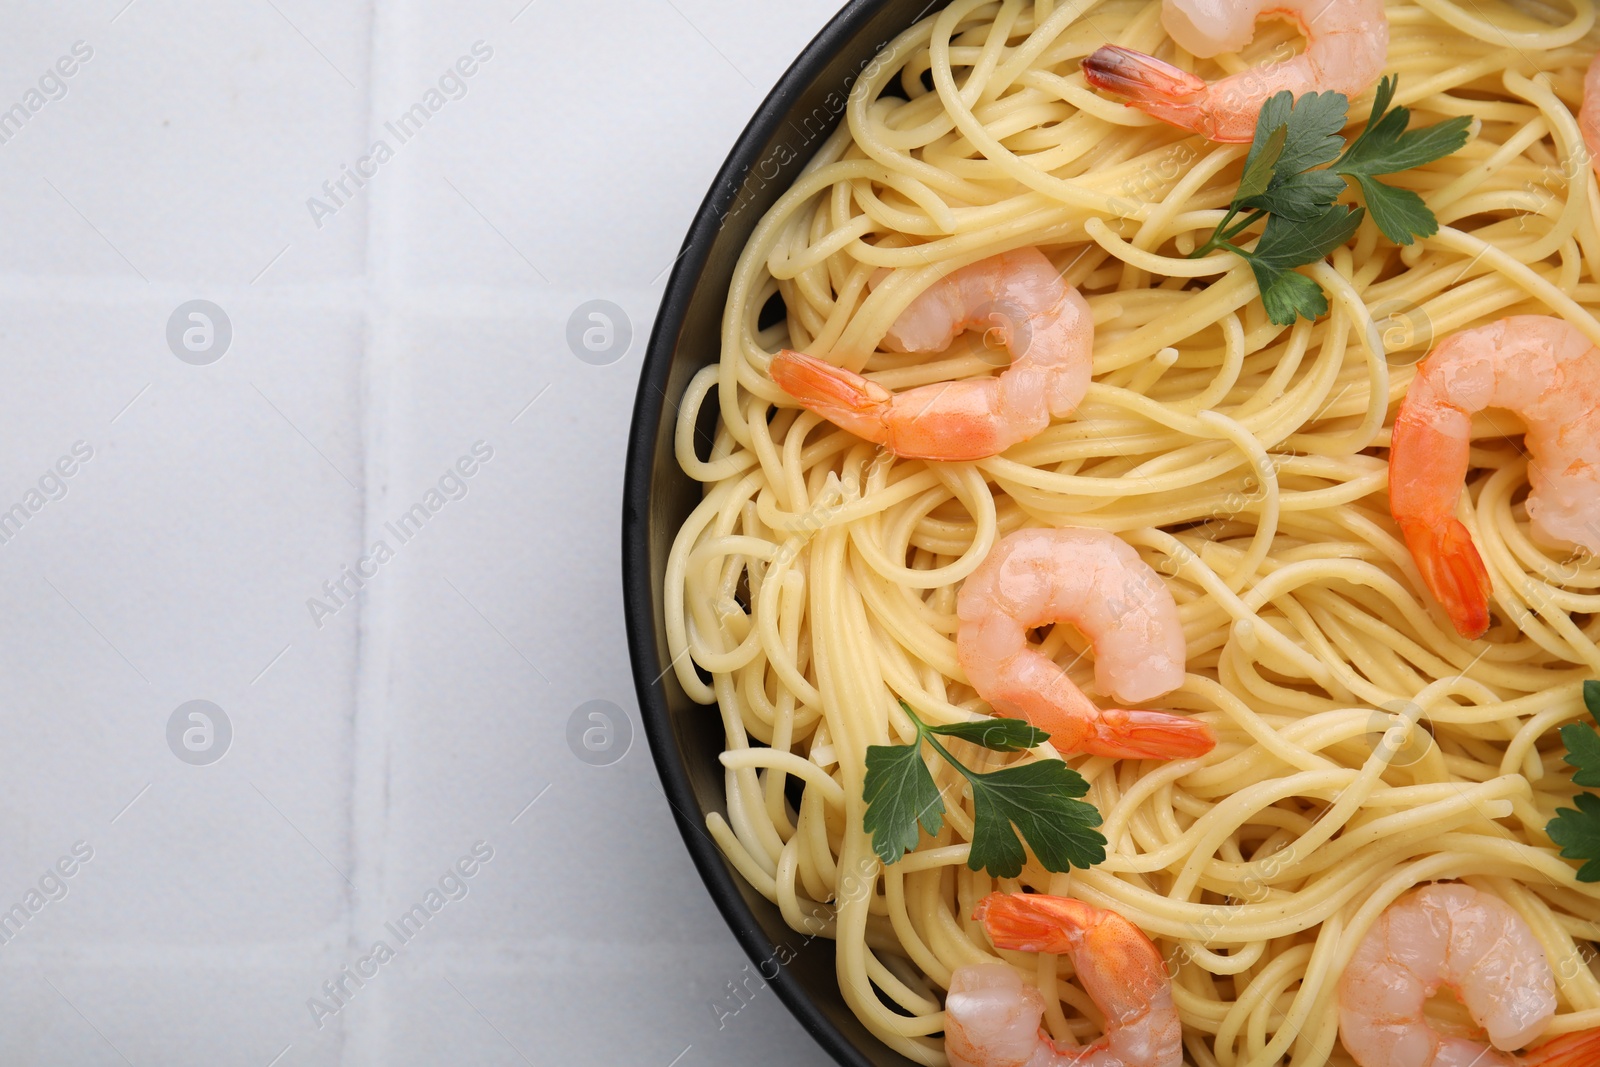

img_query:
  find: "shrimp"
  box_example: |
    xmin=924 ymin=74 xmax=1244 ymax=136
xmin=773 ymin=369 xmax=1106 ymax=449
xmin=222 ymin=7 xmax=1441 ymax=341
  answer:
xmin=1338 ymin=883 xmax=1600 ymax=1067
xmin=1580 ymin=55 xmax=1600 ymax=181
xmin=956 ymin=527 xmax=1215 ymax=760
xmin=945 ymin=892 xmax=1183 ymax=1067
xmin=768 ymin=247 xmax=1093 ymax=461
xmin=1081 ymin=0 xmax=1389 ymax=143
xmin=1388 ymin=316 xmax=1600 ymax=639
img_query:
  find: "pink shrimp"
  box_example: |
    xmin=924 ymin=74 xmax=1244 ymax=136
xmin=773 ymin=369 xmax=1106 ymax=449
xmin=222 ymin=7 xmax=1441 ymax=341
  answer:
xmin=768 ymin=247 xmax=1092 ymax=461
xmin=1081 ymin=0 xmax=1389 ymax=143
xmin=1388 ymin=316 xmax=1600 ymax=639
xmin=956 ymin=527 xmax=1214 ymax=761
xmin=1338 ymin=883 xmax=1600 ymax=1067
xmin=1581 ymin=55 xmax=1600 ymax=181
xmin=945 ymin=893 xmax=1183 ymax=1067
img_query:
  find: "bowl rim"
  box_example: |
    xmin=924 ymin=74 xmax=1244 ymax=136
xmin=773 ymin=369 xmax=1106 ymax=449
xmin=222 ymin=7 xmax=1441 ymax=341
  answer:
xmin=621 ymin=2 xmax=904 ymax=1064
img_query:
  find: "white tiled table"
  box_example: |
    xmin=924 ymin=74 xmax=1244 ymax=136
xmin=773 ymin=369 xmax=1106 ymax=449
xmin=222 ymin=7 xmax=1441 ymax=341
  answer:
xmin=0 ymin=2 xmax=840 ymax=1063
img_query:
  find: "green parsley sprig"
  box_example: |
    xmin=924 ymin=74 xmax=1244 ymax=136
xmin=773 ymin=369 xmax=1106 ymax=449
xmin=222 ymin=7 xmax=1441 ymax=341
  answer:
xmin=862 ymin=701 xmax=1107 ymax=878
xmin=1547 ymin=680 xmax=1600 ymax=882
xmin=1190 ymin=75 xmax=1471 ymax=326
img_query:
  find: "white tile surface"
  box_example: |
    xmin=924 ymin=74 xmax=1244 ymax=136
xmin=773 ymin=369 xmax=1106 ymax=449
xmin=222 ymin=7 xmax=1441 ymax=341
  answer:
xmin=0 ymin=1 xmax=844 ymax=1064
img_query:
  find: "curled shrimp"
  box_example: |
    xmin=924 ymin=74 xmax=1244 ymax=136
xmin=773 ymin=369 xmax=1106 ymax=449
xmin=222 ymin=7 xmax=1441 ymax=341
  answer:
xmin=1081 ymin=0 xmax=1389 ymax=143
xmin=1339 ymin=883 xmax=1600 ymax=1067
xmin=768 ymin=247 xmax=1092 ymax=461
xmin=956 ymin=527 xmax=1215 ymax=760
xmin=945 ymin=892 xmax=1183 ymax=1067
xmin=1388 ymin=316 xmax=1600 ymax=638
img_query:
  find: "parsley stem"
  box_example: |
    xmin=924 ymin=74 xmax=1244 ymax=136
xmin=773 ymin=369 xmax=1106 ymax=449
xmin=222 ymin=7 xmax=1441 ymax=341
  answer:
xmin=920 ymin=731 xmax=979 ymax=785
xmin=1190 ymin=206 xmax=1240 ymax=259
xmin=1220 ymin=209 xmax=1268 ymax=242
xmin=1190 ymin=206 xmax=1269 ymax=260
xmin=899 ymin=701 xmax=928 ymax=736
xmin=901 ymin=703 xmax=985 ymax=786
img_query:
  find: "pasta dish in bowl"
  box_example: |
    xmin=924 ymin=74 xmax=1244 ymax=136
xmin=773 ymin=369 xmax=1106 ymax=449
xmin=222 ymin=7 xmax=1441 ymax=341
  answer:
xmin=626 ymin=1 xmax=1600 ymax=1063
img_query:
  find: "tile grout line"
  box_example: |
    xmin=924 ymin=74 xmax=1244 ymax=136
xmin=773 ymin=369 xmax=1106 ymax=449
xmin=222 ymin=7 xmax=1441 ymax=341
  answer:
xmin=342 ymin=0 xmax=393 ymax=1064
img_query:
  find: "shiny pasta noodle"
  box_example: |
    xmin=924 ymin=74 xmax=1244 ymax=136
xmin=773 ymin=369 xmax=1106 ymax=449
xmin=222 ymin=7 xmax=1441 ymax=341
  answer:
xmin=663 ymin=0 xmax=1600 ymax=1064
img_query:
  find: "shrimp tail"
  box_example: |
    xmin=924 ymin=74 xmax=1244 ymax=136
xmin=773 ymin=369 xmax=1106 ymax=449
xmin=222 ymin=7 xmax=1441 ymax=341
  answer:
xmin=1521 ymin=1027 xmax=1600 ymax=1067
xmin=1081 ymin=46 xmax=1231 ymax=141
xmin=1399 ymin=519 xmax=1491 ymax=639
xmin=1081 ymin=709 xmax=1216 ymax=760
xmin=974 ymin=891 xmax=1094 ymax=955
xmin=770 ymin=349 xmax=892 ymax=446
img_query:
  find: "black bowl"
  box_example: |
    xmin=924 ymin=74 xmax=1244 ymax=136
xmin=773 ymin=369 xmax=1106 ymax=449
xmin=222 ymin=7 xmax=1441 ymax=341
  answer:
xmin=621 ymin=2 xmax=949 ymax=1064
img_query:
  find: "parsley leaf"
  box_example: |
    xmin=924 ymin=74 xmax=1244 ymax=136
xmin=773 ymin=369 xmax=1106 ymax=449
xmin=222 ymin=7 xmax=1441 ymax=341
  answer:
xmin=1239 ymin=170 xmax=1347 ymax=223
xmin=1548 ymin=792 xmax=1600 ymax=882
xmin=1231 ymin=91 xmax=1350 ymax=227
xmin=862 ymin=742 xmax=945 ymax=865
xmin=1331 ymin=74 xmax=1470 ymax=245
xmin=1560 ymin=685 xmax=1600 ymax=788
xmin=1338 ymin=76 xmax=1473 ymax=176
xmin=1254 ymin=268 xmax=1330 ymax=326
xmin=1250 ymin=205 xmax=1366 ymax=272
xmin=1245 ymin=205 xmax=1364 ymax=325
xmin=1361 ymin=72 xmax=1398 ymax=131
xmin=1190 ymin=75 xmax=1469 ymax=323
xmin=966 ymin=761 xmax=1107 ymax=878
xmin=1561 ymin=723 xmax=1600 ymax=788
xmin=1249 ymin=89 xmax=1347 ymax=180
xmin=859 ymin=701 xmax=1107 ymax=876
xmin=1236 ymin=123 xmax=1287 ymax=202
xmin=926 ymin=717 xmax=1049 ymax=752
xmin=1545 ymin=682 xmax=1600 ymax=881
xmin=1342 ymin=175 xmax=1437 ymax=245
